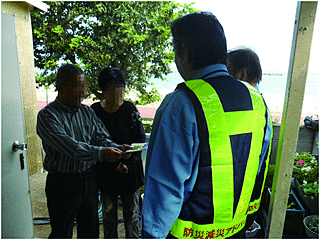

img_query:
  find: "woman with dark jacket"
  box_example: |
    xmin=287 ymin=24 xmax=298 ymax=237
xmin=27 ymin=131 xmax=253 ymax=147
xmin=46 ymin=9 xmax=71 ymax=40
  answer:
xmin=91 ymin=67 xmax=145 ymax=238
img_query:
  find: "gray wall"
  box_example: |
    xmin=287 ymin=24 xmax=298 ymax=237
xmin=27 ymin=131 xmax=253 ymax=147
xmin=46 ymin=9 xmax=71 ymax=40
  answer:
xmin=270 ymin=124 xmax=318 ymax=165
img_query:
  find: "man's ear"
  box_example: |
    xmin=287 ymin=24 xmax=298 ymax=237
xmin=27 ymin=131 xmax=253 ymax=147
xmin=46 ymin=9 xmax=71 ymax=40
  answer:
xmin=238 ymin=69 xmax=248 ymax=81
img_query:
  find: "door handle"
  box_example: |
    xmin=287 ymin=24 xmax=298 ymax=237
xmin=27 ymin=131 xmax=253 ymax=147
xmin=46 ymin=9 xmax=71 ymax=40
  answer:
xmin=12 ymin=141 xmax=27 ymax=152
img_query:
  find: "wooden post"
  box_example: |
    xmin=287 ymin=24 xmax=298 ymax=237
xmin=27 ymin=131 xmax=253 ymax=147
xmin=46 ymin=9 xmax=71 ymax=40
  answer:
xmin=266 ymin=1 xmax=317 ymax=238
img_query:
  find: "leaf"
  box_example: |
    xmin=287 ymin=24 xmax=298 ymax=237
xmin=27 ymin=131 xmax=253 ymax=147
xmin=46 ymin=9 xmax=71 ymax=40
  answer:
xmin=31 ymin=1 xmax=197 ymax=104
xmin=52 ymin=25 xmax=64 ymax=35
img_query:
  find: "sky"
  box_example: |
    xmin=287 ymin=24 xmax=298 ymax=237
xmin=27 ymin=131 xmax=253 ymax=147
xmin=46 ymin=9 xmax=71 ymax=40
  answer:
xmin=178 ymin=0 xmax=319 ymax=74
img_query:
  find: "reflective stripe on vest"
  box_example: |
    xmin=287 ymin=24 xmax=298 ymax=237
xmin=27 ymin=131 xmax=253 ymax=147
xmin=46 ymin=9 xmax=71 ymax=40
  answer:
xmin=170 ymin=79 xmax=267 ymax=239
xmin=248 ymin=107 xmax=273 ymax=215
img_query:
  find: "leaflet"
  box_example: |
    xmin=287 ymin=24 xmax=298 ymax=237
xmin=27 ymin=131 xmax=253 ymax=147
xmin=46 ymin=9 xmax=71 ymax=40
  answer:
xmin=125 ymin=143 xmax=149 ymax=153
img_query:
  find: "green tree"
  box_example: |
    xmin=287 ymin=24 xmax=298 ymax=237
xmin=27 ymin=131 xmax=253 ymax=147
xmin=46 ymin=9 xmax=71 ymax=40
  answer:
xmin=31 ymin=1 xmax=196 ymax=104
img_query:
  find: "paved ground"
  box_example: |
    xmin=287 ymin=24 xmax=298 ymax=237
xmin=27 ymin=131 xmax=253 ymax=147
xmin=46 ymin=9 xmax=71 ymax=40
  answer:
xmin=30 ymin=171 xmax=128 ymax=239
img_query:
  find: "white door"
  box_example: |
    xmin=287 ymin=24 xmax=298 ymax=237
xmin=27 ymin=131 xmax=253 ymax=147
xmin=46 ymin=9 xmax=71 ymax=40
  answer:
xmin=1 ymin=12 xmax=34 ymax=238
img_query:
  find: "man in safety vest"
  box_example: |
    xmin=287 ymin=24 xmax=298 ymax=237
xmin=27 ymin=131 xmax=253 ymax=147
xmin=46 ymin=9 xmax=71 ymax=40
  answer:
xmin=227 ymin=47 xmax=273 ymax=237
xmin=227 ymin=47 xmax=262 ymax=89
xmin=141 ymin=12 xmax=272 ymax=239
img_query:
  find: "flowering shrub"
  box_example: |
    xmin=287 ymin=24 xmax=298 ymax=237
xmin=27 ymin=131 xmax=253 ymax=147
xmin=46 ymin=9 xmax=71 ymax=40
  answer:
xmin=293 ymin=152 xmax=319 ymax=200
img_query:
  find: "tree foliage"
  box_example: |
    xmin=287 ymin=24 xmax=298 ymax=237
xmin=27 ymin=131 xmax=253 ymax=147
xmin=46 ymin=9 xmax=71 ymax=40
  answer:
xmin=31 ymin=1 xmax=196 ymax=104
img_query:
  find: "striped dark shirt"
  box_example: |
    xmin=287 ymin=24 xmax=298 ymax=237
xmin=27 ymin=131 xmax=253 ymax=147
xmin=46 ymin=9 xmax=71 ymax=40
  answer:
xmin=36 ymin=99 xmax=118 ymax=173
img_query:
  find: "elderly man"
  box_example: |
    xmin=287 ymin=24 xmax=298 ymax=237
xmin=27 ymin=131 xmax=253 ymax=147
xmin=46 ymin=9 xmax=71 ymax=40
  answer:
xmin=37 ymin=64 xmax=132 ymax=238
xmin=227 ymin=47 xmax=273 ymax=236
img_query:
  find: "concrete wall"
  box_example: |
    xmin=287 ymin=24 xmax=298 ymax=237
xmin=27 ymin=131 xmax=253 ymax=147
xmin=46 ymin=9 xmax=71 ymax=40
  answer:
xmin=270 ymin=124 xmax=318 ymax=165
xmin=1 ymin=2 xmax=43 ymax=175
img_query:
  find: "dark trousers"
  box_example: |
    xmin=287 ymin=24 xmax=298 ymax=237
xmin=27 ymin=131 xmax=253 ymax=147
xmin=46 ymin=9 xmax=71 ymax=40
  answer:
xmin=101 ymin=189 xmax=140 ymax=238
xmin=45 ymin=170 xmax=99 ymax=239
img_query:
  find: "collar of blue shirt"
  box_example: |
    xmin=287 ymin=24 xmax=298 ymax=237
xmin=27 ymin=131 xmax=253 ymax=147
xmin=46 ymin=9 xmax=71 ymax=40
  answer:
xmin=191 ymin=64 xmax=229 ymax=80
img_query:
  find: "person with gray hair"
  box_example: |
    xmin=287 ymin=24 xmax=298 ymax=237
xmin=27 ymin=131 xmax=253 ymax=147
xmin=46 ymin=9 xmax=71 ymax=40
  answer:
xmin=37 ymin=64 xmax=133 ymax=238
xmin=227 ymin=47 xmax=262 ymax=87
xmin=228 ymin=47 xmax=273 ymax=238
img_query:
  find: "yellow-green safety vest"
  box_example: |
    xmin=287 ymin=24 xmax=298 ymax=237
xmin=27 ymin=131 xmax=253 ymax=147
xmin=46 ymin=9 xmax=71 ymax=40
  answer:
xmin=170 ymin=78 xmax=268 ymax=239
xmin=247 ymin=104 xmax=273 ymax=216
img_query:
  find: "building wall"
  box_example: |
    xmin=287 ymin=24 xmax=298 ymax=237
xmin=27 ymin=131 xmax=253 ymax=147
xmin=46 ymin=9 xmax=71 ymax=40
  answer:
xmin=270 ymin=124 xmax=318 ymax=165
xmin=1 ymin=2 xmax=43 ymax=175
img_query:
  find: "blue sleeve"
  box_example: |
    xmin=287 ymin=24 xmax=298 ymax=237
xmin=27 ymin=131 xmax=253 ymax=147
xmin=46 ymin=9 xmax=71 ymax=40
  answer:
xmin=249 ymin=109 xmax=273 ymax=207
xmin=258 ymin=111 xmax=272 ymax=174
xmin=141 ymin=90 xmax=199 ymax=239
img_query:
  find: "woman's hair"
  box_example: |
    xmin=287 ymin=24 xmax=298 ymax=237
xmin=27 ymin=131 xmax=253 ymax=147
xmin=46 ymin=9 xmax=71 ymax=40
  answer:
xmin=227 ymin=47 xmax=262 ymax=85
xmin=170 ymin=11 xmax=227 ymax=70
xmin=97 ymin=67 xmax=127 ymax=91
xmin=56 ymin=64 xmax=84 ymax=85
